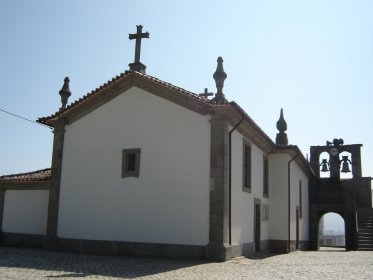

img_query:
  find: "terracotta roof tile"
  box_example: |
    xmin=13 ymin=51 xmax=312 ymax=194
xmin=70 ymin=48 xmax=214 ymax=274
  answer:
xmin=229 ymin=101 xmax=275 ymax=146
xmin=38 ymin=71 xmax=225 ymax=125
xmin=36 ymin=70 xmax=272 ymax=148
xmin=0 ymin=168 xmax=51 ymax=182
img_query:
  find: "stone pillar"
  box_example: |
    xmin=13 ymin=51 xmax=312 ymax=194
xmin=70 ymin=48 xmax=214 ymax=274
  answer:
xmin=205 ymin=115 xmax=232 ymax=261
xmin=308 ymin=204 xmax=319 ymax=251
xmin=351 ymin=146 xmax=362 ymax=178
xmin=45 ymin=120 xmax=66 ymax=248
xmin=345 ymin=209 xmax=358 ymax=250
xmin=309 ymin=147 xmax=320 ymax=178
xmin=329 ymin=154 xmax=340 ymax=181
xmin=0 ymin=189 xmax=5 ymax=242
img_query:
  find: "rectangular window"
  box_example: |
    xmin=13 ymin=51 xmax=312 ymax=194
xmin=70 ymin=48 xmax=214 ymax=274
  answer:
xmin=263 ymin=155 xmax=269 ymax=197
xmin=299 ymin=180 xmax=303 ymax=219
xmin=126 ymin=153 xmax=136 ymax=172
xmin=262 ymin=204 xmax=269 ymax=221
xmin=122 ymin=148 xmax=141 ymax=178
xmin=243 ymin=140 xmax=251 ymax=192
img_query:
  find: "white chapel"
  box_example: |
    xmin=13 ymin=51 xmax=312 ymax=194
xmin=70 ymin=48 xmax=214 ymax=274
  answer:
xmin=0 ymin=25 xmax=312 ymax=261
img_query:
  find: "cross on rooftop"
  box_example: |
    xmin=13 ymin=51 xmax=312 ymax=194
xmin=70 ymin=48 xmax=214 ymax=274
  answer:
xmin=199 ymin=88 xmax=213 ymax=98
xmin=128 ymin=25 xmax=149 ymax=74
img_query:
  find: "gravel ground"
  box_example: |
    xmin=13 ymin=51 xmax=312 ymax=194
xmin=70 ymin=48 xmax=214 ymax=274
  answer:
xmin=0 ymin=246 xmax=372 ymax=279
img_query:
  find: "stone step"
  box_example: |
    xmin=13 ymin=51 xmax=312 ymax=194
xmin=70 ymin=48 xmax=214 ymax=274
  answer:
xmin=358 ymin=230 xmax=373 ymax=233
xmin=357 ymin=207 xmax=373 ymax=211
xmin=358 ymin=234 xmax=373 ymax=237
xmin=358 ymin=240 xmax=373 ymax=244
xmin=358 ymin=227 xmax=373 ymax=231
xmin=357 ymin=245 xmax=373 ymax=251
xmin=358 ymin=223 xmax=373 ymax=227
xmin=358 ymin=233 xmax=373 ymax=237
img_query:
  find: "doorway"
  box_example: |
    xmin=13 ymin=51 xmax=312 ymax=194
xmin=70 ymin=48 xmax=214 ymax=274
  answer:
xmin=318 ymin=212 xmax=345 ymax=249
xmin=254 ymin=199 xmax=261 ymax=252
xmin=296 ymin=207 xmax=300 ymax=249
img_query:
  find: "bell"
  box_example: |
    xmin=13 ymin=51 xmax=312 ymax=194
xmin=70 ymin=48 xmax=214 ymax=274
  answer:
xmin=320 ymin=159 xmax=329 ymax=172
xmin=340 ymin=156 xmax=351 ymax=173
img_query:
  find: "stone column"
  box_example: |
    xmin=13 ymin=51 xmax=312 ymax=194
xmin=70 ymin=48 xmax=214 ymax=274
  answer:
xmin=351 ymin=145 xmax=362 ymax=178
xmin=309 ymin=147 xmax=320 ymax=178
xmin=205 ymin=115 xmax=232 ymax=261
xmin=0 ymin=189 xmax=5 ymax=242
xmin=45 ymin=120 xmax=65 ymax=248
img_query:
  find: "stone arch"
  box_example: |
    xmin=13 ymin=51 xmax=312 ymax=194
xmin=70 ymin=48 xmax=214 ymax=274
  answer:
xmin=339 ymin=151 xmax=353 ymax=179
xmin=318 ymin=212 xmax=345 ymax=248
xmin=319 ymin=151 xmax=330 ymax=178
xmin=310 ymin=205 xmax=356 ymax=251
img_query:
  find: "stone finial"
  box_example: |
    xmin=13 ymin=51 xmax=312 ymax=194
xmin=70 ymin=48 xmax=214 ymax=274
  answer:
xmin=212 ymin=57 xmax=227 ymax=103
xmin=276 ymin=108 xmax=287 ymax=133
xmin=276 ymin=108 xmax=288 ymax=146
xmin=59 ymin=77 xmax=71 ymax=109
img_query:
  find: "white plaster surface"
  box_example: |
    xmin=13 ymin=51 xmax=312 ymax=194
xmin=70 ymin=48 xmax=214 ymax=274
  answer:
xmin=58 ymin=87 xmax=211 ymax=245
xmin=2 ymin=190 xmax=49 ymax=235
xmin=231 ymin=130 xmax=270 ymax=245
xmin=269 ymin=153 xmax=309 ymax=241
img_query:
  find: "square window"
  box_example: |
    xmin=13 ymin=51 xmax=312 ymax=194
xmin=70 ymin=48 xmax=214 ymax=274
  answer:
xmin=122 ymin=148 xmax=141 ymax=178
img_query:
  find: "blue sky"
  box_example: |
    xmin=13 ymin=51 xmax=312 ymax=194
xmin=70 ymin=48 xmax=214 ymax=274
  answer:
xmin=1 ymin=0 xmax=372 ymax=182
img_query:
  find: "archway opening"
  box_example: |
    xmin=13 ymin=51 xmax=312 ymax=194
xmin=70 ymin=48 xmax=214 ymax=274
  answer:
xmin=319 ymin=212 xmax=345 ymax=249
xmin=319 ymin=152 xmax=330 ymax=178
xmin=339 ymin=151 xmax=353 ymax=180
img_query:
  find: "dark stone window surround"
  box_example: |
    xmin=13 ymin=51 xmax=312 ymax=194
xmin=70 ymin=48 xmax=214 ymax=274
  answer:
xmin=263 ymin=154 xmax=269 ymax=198
xmin=122 ymin=148 xmax=141 ymax=178
xmin=242 ymin=139 xmax=251 ymax=193
xmin=299 ymin=180 xmax=302 ymax=219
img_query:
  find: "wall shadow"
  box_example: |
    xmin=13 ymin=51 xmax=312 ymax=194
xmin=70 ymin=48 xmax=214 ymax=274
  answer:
xmin=0 ymin=246 xmax=209 ymax=279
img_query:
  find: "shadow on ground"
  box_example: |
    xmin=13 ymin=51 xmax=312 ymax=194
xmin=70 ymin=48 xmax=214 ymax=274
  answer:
xmin=0 ymin=246 xmax=208 ymax=279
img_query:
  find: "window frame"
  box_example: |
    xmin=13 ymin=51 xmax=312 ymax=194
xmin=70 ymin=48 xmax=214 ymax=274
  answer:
xmin=242 ymin=139 xmax=252 ymax=193
xmin=299 ymin=180 xmax=303 ymax=219
xmin=263 ymin=154 xmax=269 ymax=198
xmin=122 ymin=148 xmax=141 ymax=178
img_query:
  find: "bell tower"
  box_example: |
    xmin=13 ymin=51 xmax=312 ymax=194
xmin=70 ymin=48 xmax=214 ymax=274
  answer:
xmin=309 ymin=139 xmax=372 ymax=251
xmin=310 ymin=139 xmax=362 ymax=182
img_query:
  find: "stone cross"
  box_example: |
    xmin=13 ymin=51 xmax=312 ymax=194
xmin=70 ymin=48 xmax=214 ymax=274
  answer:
xmin=199 ymin=88 xmax=213 ymax=98
xmin=129 ymin=25 xmax=149 ymax=63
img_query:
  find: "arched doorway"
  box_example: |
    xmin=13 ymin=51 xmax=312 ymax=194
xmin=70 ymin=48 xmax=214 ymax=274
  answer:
xmin=319 ymin=212 xmax=345 ymax=249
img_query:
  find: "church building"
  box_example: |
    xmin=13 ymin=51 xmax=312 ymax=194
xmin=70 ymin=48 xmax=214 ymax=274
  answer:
xmin=0 ymin=26 xmax=318 ymax=261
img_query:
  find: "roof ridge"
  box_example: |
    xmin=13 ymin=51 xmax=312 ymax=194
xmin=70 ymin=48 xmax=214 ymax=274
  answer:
xmin=38 ymin=71 xmax=224 ymax=125
xmin=228 ymin=101 xmax=275 ymax=146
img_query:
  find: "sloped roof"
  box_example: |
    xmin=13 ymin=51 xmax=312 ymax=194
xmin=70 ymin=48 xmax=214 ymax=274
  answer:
xmin=229 ymin=101 xmax=275 ymax=147
xmin=0 ymin=168 xmax=51 ymax=182
xmin=6 ymin=70 xmax=313 ymax=181
xmin=37 ymin=70 xmax=274 ymax=148
xmin=38 ymin=70 xmax=225 ymax=125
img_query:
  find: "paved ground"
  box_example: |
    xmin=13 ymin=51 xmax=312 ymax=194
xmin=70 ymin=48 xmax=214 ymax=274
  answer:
xmin=0 ymin=246 xmax=372 ymax=279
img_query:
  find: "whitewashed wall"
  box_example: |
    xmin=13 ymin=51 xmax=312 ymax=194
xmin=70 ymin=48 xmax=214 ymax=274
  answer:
xmin=58 ymin=87 xmax=211 ymax=246
xmin=268 ymin=154 xmax=289 ymax=240
xmin=231 ymin=130 xmax=269 ymax=245
xmin=2 ymin=190 xmax=49 ymax=235
xmin=269 ymin=153 xmax=309 ymax=241
xmin=290 ymin=161 xmax=309 ymax=241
